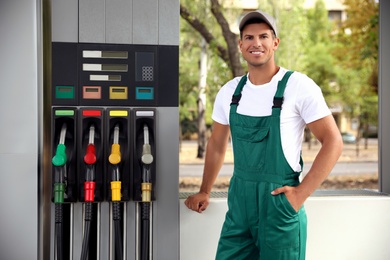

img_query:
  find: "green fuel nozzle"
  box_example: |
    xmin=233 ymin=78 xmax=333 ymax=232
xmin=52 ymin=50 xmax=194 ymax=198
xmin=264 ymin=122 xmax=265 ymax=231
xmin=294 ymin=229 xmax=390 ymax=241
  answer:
xmin=52 ymin=124 xmax=68 ymax=167
xmin=52 ymin=123 xmax=68 ymax=203
xmin=52 ymin=123 xmax=68 ymax=260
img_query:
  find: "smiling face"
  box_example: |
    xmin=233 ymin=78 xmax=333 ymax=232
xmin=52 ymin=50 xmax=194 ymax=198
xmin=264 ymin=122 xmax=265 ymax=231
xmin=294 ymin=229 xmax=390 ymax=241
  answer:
xmin=239 ymin=23 xmax=280 ymax=70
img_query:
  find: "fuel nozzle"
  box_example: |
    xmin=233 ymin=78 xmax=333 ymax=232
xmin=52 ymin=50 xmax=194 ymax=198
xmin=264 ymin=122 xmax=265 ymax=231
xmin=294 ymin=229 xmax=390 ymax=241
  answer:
xmin=80 ymin=124 xmax=97 ymax=260
xmin=83 ymin=125 xmax=96 ymax=202
xmin=109 ymin=125 xmax=121 ymax=165
xmin=109 ymin=124 xmax=124 ymax=259
xmin=52 ymin=123 xmax=68 ymax=260
xmin=109 ymin=124 xmax=121 ymax=202
xmin=141 ymin=125 xmax=153 ymax=202
xmin=140 ymin=124 xmax=154 ymax=260
xmin=52 ymin=123 xmax=68 ymax=203
xmin=141 ymin=125 xmax=153 ymax=165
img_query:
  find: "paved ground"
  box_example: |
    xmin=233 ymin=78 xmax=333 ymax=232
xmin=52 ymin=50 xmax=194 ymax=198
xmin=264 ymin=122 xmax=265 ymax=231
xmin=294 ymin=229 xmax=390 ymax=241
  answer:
xmin=179 ymin=139 xmax=379 ymax=192
xmin=179 ymin=138 xmax=378 ymax=165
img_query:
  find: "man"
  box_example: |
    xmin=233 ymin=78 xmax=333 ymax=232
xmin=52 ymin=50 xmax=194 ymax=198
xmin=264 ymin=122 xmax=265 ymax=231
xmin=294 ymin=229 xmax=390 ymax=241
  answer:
xmin=184 ymin=10 xmax=343 ymax=260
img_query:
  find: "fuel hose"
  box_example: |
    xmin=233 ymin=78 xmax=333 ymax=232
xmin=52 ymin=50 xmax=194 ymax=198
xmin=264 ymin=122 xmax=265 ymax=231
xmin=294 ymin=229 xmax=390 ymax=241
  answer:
xmin=52 ymin=123 xmax=67 ymax=260
xmin=109 ymin=124 xmax=123 ymax=260
xmin=141 ymin=125 xmax=153 ymax=260
xmin=80 ymin=125 xmax=96 ymax=260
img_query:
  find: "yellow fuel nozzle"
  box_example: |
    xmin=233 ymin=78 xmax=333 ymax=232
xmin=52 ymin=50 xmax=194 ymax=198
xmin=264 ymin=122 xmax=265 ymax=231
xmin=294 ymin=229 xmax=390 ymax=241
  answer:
xmin=111 ymin=181 xmax=122 ymax=201
xmin=109 ymin=125 xmax=121 ymax=165
xmin=109 ymin=143 xmax=121 ymax=164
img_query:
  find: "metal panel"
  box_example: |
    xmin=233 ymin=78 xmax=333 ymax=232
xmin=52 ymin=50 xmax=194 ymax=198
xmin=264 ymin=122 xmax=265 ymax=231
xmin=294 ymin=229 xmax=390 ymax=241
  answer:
xmin=0 ymin=1 xmax=39 ymax=257
xmin=154 ymin=107 xmax=180 ymax=259
xmin=126 ymin=202 xmax=137 ymax=259
xmin=79 ymin=0 xmax=105 ymax=43
xmin=0 ymin=1 xmax=38 ymax=155
xmin=158 ymin=0 xmax=180 ymax=46
xmin=0 ymin=154 xmax=38 ymax=259
xmin=133 ymin=0 xmax=158 ymax=45
xmin=72 ymin=203 xmax=84 ymax=260
xmin=379 ymin=1 xmax=390 ymax=193
xmin=106 ymin=0 xmax=133 ymax=44
xmin=52 ymin=0 xmax=78 ymax=42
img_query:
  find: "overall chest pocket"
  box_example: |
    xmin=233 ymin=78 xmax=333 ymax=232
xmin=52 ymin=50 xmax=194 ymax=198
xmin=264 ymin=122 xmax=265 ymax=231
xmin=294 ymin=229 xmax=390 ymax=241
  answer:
xmin=232 ymin=126 xmax=269 ymax=171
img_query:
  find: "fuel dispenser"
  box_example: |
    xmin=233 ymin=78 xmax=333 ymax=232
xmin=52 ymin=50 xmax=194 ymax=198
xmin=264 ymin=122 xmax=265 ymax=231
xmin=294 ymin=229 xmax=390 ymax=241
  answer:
xmin=107 ymin=108 xmax=131 ymax=260
xmin=109 ymin=123 xmax=124 ymax=260
xmin=48 ymin=1 xmax=179 ymax=259
xmin=78 ymin=109 xmax=104 ymax=259
xmin=51 ymin=108 xmax=78 ymax=260
xmin=133 ymin=110 xmax=156 ymax=260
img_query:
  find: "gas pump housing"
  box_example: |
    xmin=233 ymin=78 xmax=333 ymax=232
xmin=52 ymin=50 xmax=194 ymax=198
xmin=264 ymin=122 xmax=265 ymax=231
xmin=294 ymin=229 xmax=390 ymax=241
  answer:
xmin=48 ymin=0 xmax=180 ymax=259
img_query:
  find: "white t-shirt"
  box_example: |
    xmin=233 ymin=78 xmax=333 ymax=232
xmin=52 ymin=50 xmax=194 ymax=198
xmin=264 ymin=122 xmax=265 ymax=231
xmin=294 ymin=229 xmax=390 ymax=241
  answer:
xmin=212 ymin=67 xmax=331 ymax=172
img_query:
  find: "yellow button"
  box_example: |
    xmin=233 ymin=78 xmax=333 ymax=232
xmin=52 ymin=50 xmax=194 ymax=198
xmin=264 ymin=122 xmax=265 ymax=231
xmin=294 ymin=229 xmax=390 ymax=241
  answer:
xmin=109 ymin=86 xmax=128 ymax=99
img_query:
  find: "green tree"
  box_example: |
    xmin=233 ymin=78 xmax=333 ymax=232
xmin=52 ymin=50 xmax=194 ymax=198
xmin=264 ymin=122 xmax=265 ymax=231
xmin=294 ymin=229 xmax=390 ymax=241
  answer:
xmin=180 ymin=0 xmax=244 ymax=77
xmin=180 ymin=0 xmax=244 ymax=158
xmin=332 ymin=0 xmax=379 ymax=149
xmin=304 ymin=0 xmax=338 ymax=100
xmin=179 ymin=0 xmax=379 ymax=155
xmin=179 ymin=18 xmax=201 ymax=141
xmin=334 ymin=0 xmax=379 ymax=127
xmin=335 ymin=0 xmax=378 ymax=92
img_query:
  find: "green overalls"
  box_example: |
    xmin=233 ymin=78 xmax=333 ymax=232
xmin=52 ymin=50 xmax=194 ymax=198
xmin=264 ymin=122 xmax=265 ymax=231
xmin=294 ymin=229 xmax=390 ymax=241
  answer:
xmin=216 ymin=71 xmax=307 ymax=260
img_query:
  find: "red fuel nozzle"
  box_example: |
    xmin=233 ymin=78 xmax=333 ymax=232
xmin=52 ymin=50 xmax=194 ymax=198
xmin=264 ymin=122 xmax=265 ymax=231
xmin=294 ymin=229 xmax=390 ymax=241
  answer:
xmin=84 ymin=181 xmax=96 ymax=202
xmin=84 ymin=144 xmax=96 ymax=165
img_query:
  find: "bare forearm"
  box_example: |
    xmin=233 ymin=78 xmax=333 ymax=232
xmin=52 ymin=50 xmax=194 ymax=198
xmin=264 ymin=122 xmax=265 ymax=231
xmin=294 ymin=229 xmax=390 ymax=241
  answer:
xmin=298 ymin=135 xmax=343 ymax=198
xmin=273 ymin=116 xmax=344 ymax=212
xmin=199 ymin=138 xmax=228 ymax=194
xmin=298 ymin=128 xmax=343 ymax=198
xmin=274 ymin=135 xmax=342 ymax=212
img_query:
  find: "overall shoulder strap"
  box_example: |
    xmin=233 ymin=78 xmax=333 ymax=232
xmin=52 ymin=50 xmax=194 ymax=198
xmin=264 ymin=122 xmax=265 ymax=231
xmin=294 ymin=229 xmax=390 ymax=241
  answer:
xmin=230 ymin=75 xmax=247 ymax=106
xmin=272 ymin=70 xmax=294 ymax=109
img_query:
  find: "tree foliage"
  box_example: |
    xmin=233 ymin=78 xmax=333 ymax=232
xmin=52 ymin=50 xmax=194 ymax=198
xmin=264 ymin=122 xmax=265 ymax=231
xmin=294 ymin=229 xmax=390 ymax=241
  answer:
xmin=304 ymin=0 xmax=338 ymax=101
xmin=335 ymin=0 xmax=379 ymax=93
xmin=179 ymin=0 xmax=379 ymax=138
xmin=180 ymin=0 xmax=244 ymax=77
xmin=333 ymin=0 xmax=379 ymax=125
xmin=179 ymin=0 xmax=244 ymax=138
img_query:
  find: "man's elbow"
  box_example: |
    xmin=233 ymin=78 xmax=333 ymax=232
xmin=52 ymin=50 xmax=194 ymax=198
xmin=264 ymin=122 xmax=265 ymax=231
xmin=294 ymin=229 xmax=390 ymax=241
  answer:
xmin=329 ymin=132 xmax=344 ymax=158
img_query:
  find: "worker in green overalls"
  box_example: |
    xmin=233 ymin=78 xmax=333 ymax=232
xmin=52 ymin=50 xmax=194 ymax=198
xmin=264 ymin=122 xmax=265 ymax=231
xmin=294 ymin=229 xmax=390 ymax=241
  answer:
xmin=184 ymin=10 xmax=343 ymax=260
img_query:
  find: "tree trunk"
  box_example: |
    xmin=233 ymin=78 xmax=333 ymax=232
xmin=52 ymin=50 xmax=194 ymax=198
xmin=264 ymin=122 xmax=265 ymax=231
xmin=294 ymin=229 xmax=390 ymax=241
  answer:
xmin=197 ymin=39 xmax=207 ymax=159
xmin=180 ymin=1 xmax=244 ymax=77
xmin=210 ymin=0 xmax=244 ymax=77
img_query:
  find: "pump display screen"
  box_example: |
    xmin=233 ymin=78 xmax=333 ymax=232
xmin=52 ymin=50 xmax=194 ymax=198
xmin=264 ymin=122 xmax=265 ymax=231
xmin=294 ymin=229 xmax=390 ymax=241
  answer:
xmin=138 ymin=89 xmax=151 ymax=93
xmin=55 ymin=86 xmax=75 ymax=99
xmin=58 ymin=87 xmax=73 ymax=92
xmin=112 ymin=88 xmax=125 ymax=92
xmin=86 ymin=88 xmax=99 ymax=92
